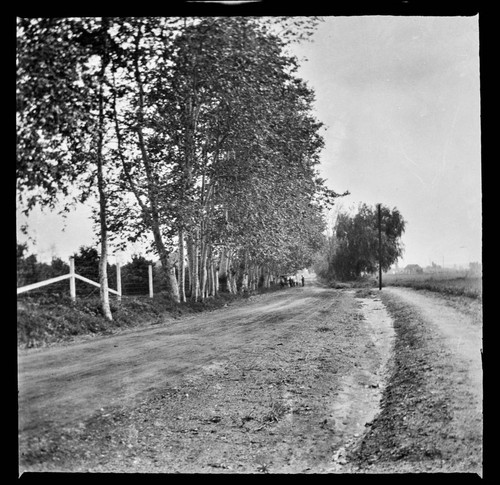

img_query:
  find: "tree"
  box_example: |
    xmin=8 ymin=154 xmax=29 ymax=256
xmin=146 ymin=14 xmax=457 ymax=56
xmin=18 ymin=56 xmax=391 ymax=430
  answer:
xmin=327 ymin=203 xmax=406 ymax=281
xmin=73 ymin=245 xmax=100 ymax=281
xmin=17 ymin=17 xmax=115 ymax=319
xmin=105 ymin=17 xmax=183 ymax=302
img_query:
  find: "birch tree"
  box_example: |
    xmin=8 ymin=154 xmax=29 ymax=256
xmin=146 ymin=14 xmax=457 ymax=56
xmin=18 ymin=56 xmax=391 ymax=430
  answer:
xmin=17 ymin=17 xmax=115 ymax=319
xmin=105 ymin=17 xmax=183 ymax=302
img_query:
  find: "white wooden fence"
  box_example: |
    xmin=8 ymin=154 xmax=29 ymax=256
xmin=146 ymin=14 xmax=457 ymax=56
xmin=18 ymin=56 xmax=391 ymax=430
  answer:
xmin=17 ymin=257 xmax=159 ymax=300
xmin=17 ymin=257 xmax=124 ymax=301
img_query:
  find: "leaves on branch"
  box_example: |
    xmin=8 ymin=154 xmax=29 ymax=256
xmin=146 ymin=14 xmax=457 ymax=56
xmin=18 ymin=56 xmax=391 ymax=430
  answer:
xmin=17 ymin=16 xmax=348 ymax=291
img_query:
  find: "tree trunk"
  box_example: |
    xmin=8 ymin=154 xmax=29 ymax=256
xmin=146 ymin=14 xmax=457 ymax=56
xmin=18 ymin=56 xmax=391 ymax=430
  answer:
xmin=214 ymin=264 xmax=219 ymax=297
xmin=218 ymin=247 xmax=228 ymax=293
xmin=186 ymin=235 xmax=194 ymax=297
xmin=228 ymin=268 xmax=235 ymax=294
xmin=241 ymin=251 xmax=249 ymax=293
xmin=200 ymin=237 xmax=209 ymax=301
xmin=227 ymin=249 xmax=238 ymax=294
xmin=178 ymin=229 xmax=186 ymax=302
xmin=191 ymin=230 xmax=200 ymax=301
xmin=149 ymin=223 xmax=179 ymax=302
xmin=97 ymin=17 xmax=112 ymax=321
xmin=264 ymin=268 xmax=271 ymax=288
xmin=97 ymin=179 xmax=112 ymax=321
xmin=132 ymin=22 xmax=180 ymax=303
xmin=207 ymin=257 xmax=214 ymax=297
xmin=226 ymin=251 xmax=235 ymax=295
xmin=97 ymin=166 xmax=112 ymax=320
xmin=241 ymin=272 xmax=248 ymax=293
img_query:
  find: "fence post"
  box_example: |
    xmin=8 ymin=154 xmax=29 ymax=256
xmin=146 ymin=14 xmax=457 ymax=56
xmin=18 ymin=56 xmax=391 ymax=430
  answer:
xmin=149 ymin=264 xmax=153 ymax=298
xmin=116 ymin=262 xmax=122 ymax=302
xmin=69 ymin=256 xmax=76 ymax=301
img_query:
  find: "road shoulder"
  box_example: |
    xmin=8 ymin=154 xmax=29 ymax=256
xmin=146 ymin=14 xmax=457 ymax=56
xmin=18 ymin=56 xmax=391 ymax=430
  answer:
xmin=346 ymin=288 xmax=482 ymax=476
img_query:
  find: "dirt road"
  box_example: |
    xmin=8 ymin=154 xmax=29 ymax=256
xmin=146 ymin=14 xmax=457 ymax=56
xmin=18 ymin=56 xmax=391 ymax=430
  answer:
xmin=18 ymin=282 xmax=482 ymax=474
xmin=18 ymin=285 xmax=383 ymax=434
xmin=19 ymin=283 xmax=394 ymax=473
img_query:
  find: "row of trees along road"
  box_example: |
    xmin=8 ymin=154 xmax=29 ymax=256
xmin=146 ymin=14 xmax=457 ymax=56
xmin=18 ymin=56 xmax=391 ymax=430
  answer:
xmin=17 ymin=17 xmax=347 ymax=319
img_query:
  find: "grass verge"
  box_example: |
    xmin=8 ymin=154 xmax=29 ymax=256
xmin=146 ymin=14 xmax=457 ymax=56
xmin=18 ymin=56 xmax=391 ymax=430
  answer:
xmin=17 ymin=287 xmax=280 ymax=349
xmin=383 ymin=275 xmax=482 ymax=300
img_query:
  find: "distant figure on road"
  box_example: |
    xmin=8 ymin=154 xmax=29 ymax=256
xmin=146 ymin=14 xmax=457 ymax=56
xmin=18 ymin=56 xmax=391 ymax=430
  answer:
xmin=301 ymin=275 xmax=305 ymax=287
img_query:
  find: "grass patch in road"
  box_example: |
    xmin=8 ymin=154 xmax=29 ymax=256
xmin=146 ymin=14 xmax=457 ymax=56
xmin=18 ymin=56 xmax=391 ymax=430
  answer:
xmin=354 ymin=288 xmax=377 ymax=299
xmin=263 ymin=399 xmax=289 ymax=424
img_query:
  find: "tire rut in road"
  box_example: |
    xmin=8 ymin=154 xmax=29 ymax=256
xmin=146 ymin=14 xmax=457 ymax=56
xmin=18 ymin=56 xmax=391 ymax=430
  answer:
xmin=323 ymin=290 xmax=395 ymax=472
xmin=346 ymin=288 xmax=483 ymax=475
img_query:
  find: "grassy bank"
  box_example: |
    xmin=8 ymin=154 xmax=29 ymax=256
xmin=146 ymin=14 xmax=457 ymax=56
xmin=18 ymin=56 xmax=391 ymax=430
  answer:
xmin=17 ymin=288 xmax=280 ymax=349
xmin=319 ymin=271 xmax=482 ymax=300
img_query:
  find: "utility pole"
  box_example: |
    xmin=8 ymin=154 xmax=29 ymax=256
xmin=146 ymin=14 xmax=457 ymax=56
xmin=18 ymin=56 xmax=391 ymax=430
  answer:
xmin=378 ymin=203 xmax=382 ymax=290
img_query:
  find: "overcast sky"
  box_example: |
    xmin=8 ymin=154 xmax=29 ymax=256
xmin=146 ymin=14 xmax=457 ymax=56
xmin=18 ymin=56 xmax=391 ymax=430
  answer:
xmin=17 ymin=15 xmax=482 ymax=268
xmin=293 ymin=15 xmax=481 ymax=267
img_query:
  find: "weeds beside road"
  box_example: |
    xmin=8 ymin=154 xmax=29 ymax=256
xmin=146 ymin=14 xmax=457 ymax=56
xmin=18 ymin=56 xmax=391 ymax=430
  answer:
xmin=17 ymin=290 xmax=254 ymax=349
xmin=383 ymin=272 xmax=482 ymax=300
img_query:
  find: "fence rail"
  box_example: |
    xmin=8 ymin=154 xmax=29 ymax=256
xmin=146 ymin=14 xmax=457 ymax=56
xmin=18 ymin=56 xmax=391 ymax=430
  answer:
xmin=73 ymin=274 xmax=120 ymax=296
xmin=17 ymin=256 xmax=123 ymax=300
xmin=16 ymin=273 xmax=72 ymax=295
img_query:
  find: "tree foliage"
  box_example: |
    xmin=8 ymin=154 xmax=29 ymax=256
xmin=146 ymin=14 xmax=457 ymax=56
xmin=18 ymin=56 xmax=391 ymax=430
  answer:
xmin=323 ymin=204 xmax=406 ymax=281
xmin=17 ymin=17 xmax=119 ymax=318
xmin=17 ymin=18 xmax=101 ymax=212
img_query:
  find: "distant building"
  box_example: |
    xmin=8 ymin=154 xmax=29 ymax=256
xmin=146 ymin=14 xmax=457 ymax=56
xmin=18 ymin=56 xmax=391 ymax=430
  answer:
xmin=404 ymin=264 xmax=423 ymax=274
